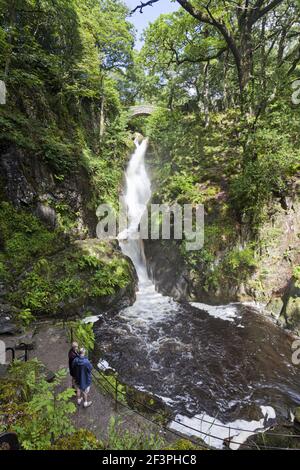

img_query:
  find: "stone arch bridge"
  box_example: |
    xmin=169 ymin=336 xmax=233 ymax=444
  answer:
xmin=129 ymin=104 xmax=157 ymax=117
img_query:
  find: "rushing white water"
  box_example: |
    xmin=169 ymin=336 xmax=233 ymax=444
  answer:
xmin=118 ymin=138 xmax=151 ymax=282
xmin=117 ymin=140 xmax=174 ymax=363
xmin=170 ymin=406 xmax=276 ymax=450
xmin=118 ymin=138 xmax=176 ymax=313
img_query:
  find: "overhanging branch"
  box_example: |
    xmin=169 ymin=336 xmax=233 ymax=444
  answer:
xmin=130 ymin=0 xmax=161 ymax=14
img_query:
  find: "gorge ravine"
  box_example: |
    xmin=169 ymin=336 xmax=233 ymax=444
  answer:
xmin=94 ymin=139 xmax=300 ymax=449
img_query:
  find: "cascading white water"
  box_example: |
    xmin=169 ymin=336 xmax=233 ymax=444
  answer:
xmin=118 ymin=138 xmax=151 ymax=282
xmin=117 ymin=137 xmax=176 ymax=322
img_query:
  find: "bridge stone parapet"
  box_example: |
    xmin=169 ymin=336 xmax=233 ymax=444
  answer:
xmin=129 ymin=105 xmax=157 ymax=117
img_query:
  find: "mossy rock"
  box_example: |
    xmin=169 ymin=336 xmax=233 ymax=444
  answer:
xmin=166 ymin=438 xmax=206 ymax=450
xmin=294 ymin=407 xmax=300 ymax=424
xmin=8 ymin=239 xmax=137 ymax=319
xmin=266 ymin=297 xmax=284 ymax=318
xmin=126 ymin=386 xmax=171 ymax=421
xmin=279 ymin=278 xmax=300 ymax=331
xmin=53 ymin=429 xmax=102 ymax=450
xmin=243 ymin=423 xmax=300 ymax=450
xmin=286 ymin=297 xmax=300 ymax=321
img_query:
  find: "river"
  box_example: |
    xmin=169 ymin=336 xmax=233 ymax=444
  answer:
xmin=94 ymin=138 xmax=300 ymax=448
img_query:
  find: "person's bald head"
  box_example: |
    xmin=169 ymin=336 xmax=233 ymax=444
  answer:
xmin=72 ymin=342 xmax=78 ymax=351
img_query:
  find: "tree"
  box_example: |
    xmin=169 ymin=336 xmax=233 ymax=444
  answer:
xmin=133 ymin=0 xmax=300 ymax=113
xmin=139 ymin=10 xmax=228 ymax=116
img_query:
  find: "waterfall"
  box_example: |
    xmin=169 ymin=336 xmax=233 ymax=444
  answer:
xmin=118 ymin=138 xmax=151 ymax=283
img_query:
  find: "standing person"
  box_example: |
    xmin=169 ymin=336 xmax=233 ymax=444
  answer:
xmin=68 ymin=341 xmax=79 ymax=388
xmin=73 ymin=348 xmax=93 ymax=408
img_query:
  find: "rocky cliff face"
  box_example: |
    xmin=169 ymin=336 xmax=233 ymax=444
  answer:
xmin=250 ymin=195 xmax=300 ymax=330
xmin=0 ymin=142 xmax=96 ymax=236
xmin=0 ymin=144 xmax=137 ymax=333
xmin=144 ymin=189 xmax=300 ymax=332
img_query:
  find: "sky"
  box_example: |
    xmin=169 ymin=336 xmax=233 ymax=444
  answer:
xmin=124 ymin=0 xmax=179 ymax=50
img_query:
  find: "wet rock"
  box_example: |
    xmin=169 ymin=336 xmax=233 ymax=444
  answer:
xmin=281 ymin=278 xmax=300 ymax=330
xmin=294 ymin=406 xmax=300 ymax=424
xmin=243 ymin=421 xmax=300 ymax=449
xmin=144 ymin=239 xmax=190 ymax=301
xmin=0 ymin=318 xmax=20 ymax=336
xmin=133 ymin=132 xmax=144 ymax=144
xmin=126 ymin=386 xmax=171 ymax=419
xmin=266 ymin=297 xmax=284 ymax=319
xmin=35 ymin=202 xmax=57 ymax=228
xmin=0 ymin=147 xmax=36 ymax=206
xmin=0 ymin=365 xmax=8 ymax=378
xmin=0 ymin=304 xmax=17 ymax=316
xmin=0 ymin=143 xmax=97 ymax=236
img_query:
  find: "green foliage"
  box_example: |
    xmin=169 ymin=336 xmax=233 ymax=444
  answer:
xmin=11 ymin=256 xmax=83 ymax=314
xmin=90 ymin=258 xmax=131 ymax=297
xmin=166 ymin=438 xmax=203 ymax=450
xmin=17 ymin=308 xmax=35 ymax=327
xmin=53 ymin=202 xmax=81 ymax=234
xmin=0 ymin=0 xmax=134 ymax=201
xmin=140 ymin=2 xmax=300 ymax=230
xmin=14 ymin=369 xmax=76 ymax=450
xmin=103 ymin=417 xmax=165 ymax=450
xmin=68 ymin=320 xmax=95 ymax=352
xmin=293 ymin=266 xmax=300 ymax=288
xmin=9 ymin=241 xmax=133 ymax=316
xmin=53 ymin=428 xmax=102 ymax=450
xmin=1 ymin=360 xmax=76 ymax=450
xmin=0 ymin=202 xmax=63 ymax=278
xmin=221 ymin=246 xmax=257 ymax=283
xmin=230 ymin=106 xmax=300 ymax=223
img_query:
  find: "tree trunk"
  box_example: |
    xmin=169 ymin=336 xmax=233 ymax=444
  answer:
xmin=239 ymin=27 xmax=254 ymax=114
xmin=4 ymin=1 xmax=17 ymax=79
xmin=99 ymin=95 xmax=105 ymax=142
xmin=203 ymin=62 xmax=210 ymax=127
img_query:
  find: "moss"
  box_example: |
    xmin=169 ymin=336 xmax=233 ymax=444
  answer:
xmin=293 ymin=266 xmax=300 ymax=288
xmin=244 ymin=427 xmax=300 ymax=450
xmin=166 ymin=438 xmax=205 ymax=450
xmin=52 ymin=201 xmax=82 ymax=234
xmin=53 ymin=429 xmax=102 ymax=450
xmin=8 ymin=239 xmax=134 ymax=317
xmin=220 ymin=245 xmax=257 ymax=283
xmin=0 ymin=202 xmax=65 ymax=279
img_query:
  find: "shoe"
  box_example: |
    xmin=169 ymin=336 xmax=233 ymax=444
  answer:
xmin=77 ymin=398 xmax=83 ymax=405
xmin=83 ymin=401 xmax=92 ymax=408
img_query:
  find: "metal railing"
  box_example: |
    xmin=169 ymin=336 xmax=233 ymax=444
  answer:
xmin=5 ymin=343 xmax=30 ymax=363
